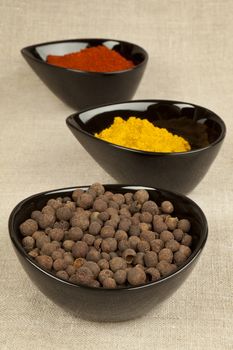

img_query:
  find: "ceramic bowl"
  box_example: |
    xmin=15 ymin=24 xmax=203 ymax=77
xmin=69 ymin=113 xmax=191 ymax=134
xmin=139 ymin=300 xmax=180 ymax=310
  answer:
xmin=9 ymin=184 xmax=208 ymax=322
xmin=66 ymin=100 xmax=226 ymax=194
xmin=21 ymin=38 xmax=148 ymax=110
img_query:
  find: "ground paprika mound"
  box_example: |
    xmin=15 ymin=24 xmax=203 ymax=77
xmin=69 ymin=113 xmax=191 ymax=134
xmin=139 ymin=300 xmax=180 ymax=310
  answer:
xmin=95 ymin=117 xmax=191 ymax=153
xmin=46 ymin=45 xmax=135 ymax=72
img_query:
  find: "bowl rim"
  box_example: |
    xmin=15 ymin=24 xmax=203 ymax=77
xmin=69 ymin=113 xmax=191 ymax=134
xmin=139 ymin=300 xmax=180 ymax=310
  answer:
xmin=8 ymin=184 xmax=208 ymax=293
xmin=21 ymin=38 xmax=148 ymax=75
xmin=66 ymin=99 xmax=226 ymax=156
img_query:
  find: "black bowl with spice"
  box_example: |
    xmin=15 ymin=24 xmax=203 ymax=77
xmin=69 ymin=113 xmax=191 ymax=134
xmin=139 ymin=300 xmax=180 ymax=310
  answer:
xmin=21 ymin=38 xmax=148 ymax=110
xmin=9 ymin=184 xmax=208 ymax=322
xmin=66 ymin=100 xmax=226 ymax=194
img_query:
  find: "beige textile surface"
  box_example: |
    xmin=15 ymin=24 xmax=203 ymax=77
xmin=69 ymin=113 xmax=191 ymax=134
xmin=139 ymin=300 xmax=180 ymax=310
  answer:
xmin=0 ymin=0 xmax=232 ymax=349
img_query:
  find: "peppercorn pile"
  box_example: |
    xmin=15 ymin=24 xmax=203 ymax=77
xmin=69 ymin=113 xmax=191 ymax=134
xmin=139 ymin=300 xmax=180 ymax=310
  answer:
xmin=20 ymin=183 xmax=193 ymax=289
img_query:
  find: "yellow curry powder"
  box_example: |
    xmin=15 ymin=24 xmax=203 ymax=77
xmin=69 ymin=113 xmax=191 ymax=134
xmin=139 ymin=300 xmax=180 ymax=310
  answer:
xmin=95 ymin=116 xmax=191 ymax=152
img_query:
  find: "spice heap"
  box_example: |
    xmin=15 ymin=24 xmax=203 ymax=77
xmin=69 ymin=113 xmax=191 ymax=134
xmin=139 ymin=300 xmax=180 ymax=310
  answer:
xmin=95 ymin=117 xmax=191 ymax=152
xmin=46 ymin=45 xmax=135 ymax=72
xmin=20 ymin=183 xmax=193 ymax=289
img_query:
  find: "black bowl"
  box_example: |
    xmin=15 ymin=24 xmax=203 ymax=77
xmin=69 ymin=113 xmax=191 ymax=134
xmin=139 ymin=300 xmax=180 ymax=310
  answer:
xmin=21 ymin=38 xmax=148 ymax=110
xmin=66 ymin=100 xmax=226 ymax=194
xmin=9 ymin=184 xmax=208 ymax=322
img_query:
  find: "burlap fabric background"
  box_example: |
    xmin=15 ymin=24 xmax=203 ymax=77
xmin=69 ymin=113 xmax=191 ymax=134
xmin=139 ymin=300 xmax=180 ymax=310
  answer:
xmin=0 ymin=1 xmax=232 ymax=349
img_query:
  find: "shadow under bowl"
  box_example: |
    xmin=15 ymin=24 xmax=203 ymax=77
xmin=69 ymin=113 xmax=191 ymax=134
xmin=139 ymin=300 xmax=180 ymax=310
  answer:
xmin=66 ymin=100 xmax=226 ymax=194
xmin=9 ymin=184 xmax=208 ymax=322
xmin=21 ymin=38 xmax=148 ymax=111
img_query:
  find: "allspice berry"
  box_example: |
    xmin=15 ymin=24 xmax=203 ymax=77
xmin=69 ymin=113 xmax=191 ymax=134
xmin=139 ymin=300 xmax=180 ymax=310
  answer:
xmin=28 ymin=248 xmax=39 ymax=258
xmin=150 ymin=239 xmax=164 ymax=253
xmin=173 ymin=228 xmax=184 ymax=242
xmin=89 ymin=221 xmax=102 ymax=236
xmin=70 ymin=214 xmax=89 ymax=230
xmin=98 ymin=258 xmax=109 ymax=270
xmin=53 ymin=220 xmax=70 ymax=231
xmin=121 ymin=249 xmax=136 ymax=264
xmin=75 ymin=266 xmax=94 ymax=286
xmin=102 ymin=277 xmax=117 ymax=289
xmin=82 ymin=233 xmax=95 ymax=246
xmin=118 ymin=218 xmax=131 ymax=232
xmin=56 ymin=206 xmax=73 ymax=221
xmin=22 ymin=236 xmax=35 ymax=252
xmin=31 ymin=210 xmax=42 ymax=222
xmin=41 ymin=242 xmax=57 ymax=256
xmin=109 ymin=257 xmax=127 ymax=272
xmin=179 ymin=244 xmax=192 ymax=257
xmin=127 ymin=267 xmax=146 ymax=286
xmin=137 ymin=240 xmax=150 ymax=253
xmin=161 ymin=201 xmax=174 ymax=214
xmin=139 ymin=211 xmax=153 ymax=223
xmin=38 ymin=213 xmax=55 ymax=229
xmin=128 ymin=224 xmax=140 ymax=236
xmin=128 ymin=236 xmax=140 ymax=250
xmin=98 ymin=269 xmax=114 ymax=284
xmin=94 ymin=237 xmax=103 ymax=250
xmin=160 ymin=230 xmax=174 ymax=242
xmin=142 ymin=201 xmax=159 ymax=215
xmin=56 ymin=270 xmax=69 ymax=281
xmin=98 ymin=211 xmax=110 ymax=222
xmin=51 ymin=250 xmax=64 ymax=260
xmin=144 ymin=251 xmax=158 ymax=267
xmin=181 ymin=234 xmax=192 ymax=247
xmin=49 ymin=228 xmax=64 ymax=242
xmin=68 ymin=227 xmax=83 ymax=241
xmin=165 ymin=216 xmax=178 ymax=230
xmin=71 ymin=188 xmax=84 ymax=202
xmin=35 ymin=255 xmax=53 ymax=270
xmin=115 ymin=230 xmax=128 ymax=241
xmin=36 ymin=235 xmax=50 ymax=249
xmin=129 ymin=201 xmax=142 ymax=215
xmin=73 ymin=257 xmax=85 ymax=269
xmin=47 ymin=198 xmax=63 ymax=210
xmin=100 ymin=225 xmax=115 ymax=238
xmin=93 ymin=199 xmax=108 ymax=212
xmin=178 ymin=219 xmax=191 ymax=232
xmin=72 ymin=241 xmax=88 ymax=258
xmin=140 ymin=230 xmax=156 ymax=242
xmin=86 ymin=247 xmax=101 ymax=262
xmin=53 ymin=258 xmax=68 ymax=271
xmin=101 ymin=238 xmax=117 ymax=253
xmin=114 ymin=269 xmax=127 ymax=285
xmin=158 ymin=248 xmax=173 ymax=263
xmin=118 ymin=239 xmax=130 ymax=252
xmin=173 ymin=251 xmax=187 ymax=266
xmin=112 ymin=193 xmax=125 ymax=206
xmin=153 ymin=218 xmax=168 ymax=233
xmin=89 ymin=182 xmax=105 ymax=196
xmin=133 ymin=252 xmax=145 ymax=266
xmin=63 ymin=240 xmax=75 ymax=251
xmin=165 ymin=239 xmax=180 ymax=252
xmin=77 ymin=193 xmax=94 ymax=209
xmin=156 ymin=260 xmax=177 ymax=276
xmin=83 ymin=261 xmax=100 ymax=278
xmin=145 ymin=267 xmax=161 ymax=282
xmin=20 ymin=219 xmax=38 ymax=236
xmin=134 ymin=189 xmax=149 ymax=204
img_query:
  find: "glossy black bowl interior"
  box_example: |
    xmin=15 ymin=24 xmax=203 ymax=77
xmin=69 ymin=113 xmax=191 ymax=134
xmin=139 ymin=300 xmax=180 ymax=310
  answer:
xmin=9 ymin=184 xmax=208 ymax=322
xmin=21 ymin=38 xmax=148 ymax=110
xmin=66 ymin=100 xmax=226 ymax=194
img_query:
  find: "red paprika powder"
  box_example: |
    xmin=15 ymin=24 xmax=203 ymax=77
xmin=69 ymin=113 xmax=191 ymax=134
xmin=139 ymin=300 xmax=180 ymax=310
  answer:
xmin=46 ymin=45 xmax=135 ymax=72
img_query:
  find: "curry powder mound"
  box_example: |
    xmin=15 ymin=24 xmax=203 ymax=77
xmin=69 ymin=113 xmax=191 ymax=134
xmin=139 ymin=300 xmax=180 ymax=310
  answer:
xmin=95 ymin=117 xmax=191 ymax=153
